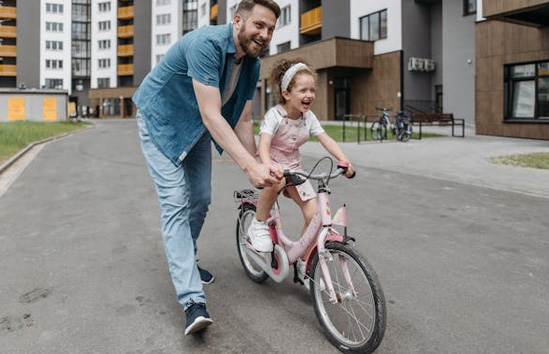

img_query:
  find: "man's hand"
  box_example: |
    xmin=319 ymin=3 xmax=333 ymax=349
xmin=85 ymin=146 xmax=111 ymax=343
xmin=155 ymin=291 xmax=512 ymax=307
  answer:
xmin=245 ymin=162 xmax=283 ymax=188
xmin=344 ymin=162 xmax=356 ymax=178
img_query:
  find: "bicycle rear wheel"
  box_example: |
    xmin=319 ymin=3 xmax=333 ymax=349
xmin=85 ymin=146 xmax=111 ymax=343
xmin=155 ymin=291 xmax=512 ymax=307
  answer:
xmin=236 ymin=204 xmax=268 ymax=283
xmin=370 ymin=121 xmax=386 ymax=141
xmin=398 ymin=124 xmax=412 ymax=142
xmin=310 ymin=242 xmax=386 ymax=353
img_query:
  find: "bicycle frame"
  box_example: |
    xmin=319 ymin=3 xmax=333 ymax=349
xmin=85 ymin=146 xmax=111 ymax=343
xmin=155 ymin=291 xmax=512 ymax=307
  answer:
xmin=238 ymin=176 xmax=352 ymax=304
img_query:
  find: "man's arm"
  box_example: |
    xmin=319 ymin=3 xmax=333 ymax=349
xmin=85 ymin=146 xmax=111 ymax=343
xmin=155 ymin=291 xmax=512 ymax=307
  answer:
xmin=233 ymin=101 xmax=257 ymax=156
xmin=192 ymin=80 xmax=281 ymax=187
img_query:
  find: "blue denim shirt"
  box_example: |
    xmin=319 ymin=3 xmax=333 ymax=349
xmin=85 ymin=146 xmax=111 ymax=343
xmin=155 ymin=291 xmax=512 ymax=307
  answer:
xmin=133 ymin=23 xmax=260 ymax=166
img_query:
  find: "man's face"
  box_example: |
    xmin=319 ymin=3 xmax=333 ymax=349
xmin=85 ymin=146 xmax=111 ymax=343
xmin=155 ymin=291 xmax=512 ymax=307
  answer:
xmin=236 ymin=5 xmax=277 ymax=57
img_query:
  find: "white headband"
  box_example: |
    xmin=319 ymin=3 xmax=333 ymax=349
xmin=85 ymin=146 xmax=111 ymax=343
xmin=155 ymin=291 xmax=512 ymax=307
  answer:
xmin=280 ymin=63 xmax=309 ymax=91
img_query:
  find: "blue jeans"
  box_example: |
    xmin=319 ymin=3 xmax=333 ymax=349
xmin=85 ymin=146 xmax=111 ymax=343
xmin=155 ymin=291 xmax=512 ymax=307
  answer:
xmin=137 ymin=113 xmax=211 ymax=309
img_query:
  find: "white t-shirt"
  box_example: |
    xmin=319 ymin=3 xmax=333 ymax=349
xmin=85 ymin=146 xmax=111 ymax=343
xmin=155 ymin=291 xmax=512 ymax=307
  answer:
xmin=260 ymin=105 xmax=325 ymax=137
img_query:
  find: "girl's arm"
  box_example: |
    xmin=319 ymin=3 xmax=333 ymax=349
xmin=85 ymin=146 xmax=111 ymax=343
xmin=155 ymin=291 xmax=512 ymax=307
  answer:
xmin=258 ymin=133 xmax=273 ymax=166
xmin=316 ymin=132 xmax=355 ymax=176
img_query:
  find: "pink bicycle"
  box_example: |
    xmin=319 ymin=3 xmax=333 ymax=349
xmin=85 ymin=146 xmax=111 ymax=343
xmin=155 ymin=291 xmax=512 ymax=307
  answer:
xmin=234 ymin=158 xmax=386 ymax=354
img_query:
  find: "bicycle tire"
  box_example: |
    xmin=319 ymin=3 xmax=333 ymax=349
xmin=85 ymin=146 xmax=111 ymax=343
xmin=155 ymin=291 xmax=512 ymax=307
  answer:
xmin=236 ymin=203 xmax=268 ymax=283
xmin=370 ymin=121 xmax=385 ymax=141
xmin=310 ymin=242 xmax=386 ymax=354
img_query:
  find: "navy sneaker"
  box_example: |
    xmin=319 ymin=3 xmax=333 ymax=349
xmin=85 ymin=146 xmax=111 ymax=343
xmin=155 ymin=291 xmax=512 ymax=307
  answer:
xmin=198 ymin=265 xmax=215 ymax=285
xmin=184 ymin=300 xmax=213 ymax=335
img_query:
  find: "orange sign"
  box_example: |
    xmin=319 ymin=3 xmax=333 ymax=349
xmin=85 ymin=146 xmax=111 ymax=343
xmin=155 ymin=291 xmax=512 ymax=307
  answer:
xmin=8 ymin=97 xmax=25 ymax=121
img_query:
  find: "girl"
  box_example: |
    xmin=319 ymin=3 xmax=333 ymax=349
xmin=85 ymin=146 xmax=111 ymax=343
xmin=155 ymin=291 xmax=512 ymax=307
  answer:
xmin=248 ymin=59 xmax=355 ymax=286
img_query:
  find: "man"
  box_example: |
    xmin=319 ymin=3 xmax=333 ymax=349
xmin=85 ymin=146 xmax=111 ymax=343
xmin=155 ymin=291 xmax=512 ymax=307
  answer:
xmin=133 ymin=0 xmax=281 ymax=336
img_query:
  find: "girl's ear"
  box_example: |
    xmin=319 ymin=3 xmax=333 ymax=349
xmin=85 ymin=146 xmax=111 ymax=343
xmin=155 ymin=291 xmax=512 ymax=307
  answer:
xmin=282 ymin=89 xmax=291 ymax=101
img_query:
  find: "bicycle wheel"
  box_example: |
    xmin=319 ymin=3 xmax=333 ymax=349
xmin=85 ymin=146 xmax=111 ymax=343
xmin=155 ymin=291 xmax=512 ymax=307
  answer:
xmin=398 ymin=123 xmax=412 ymax=142
xmin=310 ymin=242 xmax=386 ymax=353
xmin=236 ymin=203 xmax=268 ymax=283
xmin=370 ymin=121 xmax=386 ymax=141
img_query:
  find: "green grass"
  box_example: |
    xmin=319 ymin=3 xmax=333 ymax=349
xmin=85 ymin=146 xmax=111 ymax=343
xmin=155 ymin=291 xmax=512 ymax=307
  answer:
xmin=253 ymin=122 xmax=442 ymax=142
xmin=489 ymin=152 xmax=549 ymax=170
xmin=0 ymin=121 xmax=90 ymax=165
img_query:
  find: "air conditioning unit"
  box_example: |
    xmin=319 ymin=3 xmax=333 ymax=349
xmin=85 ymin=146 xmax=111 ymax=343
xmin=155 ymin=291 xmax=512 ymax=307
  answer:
xmin=424 ymin=59 xmax=435 ymax=72
xmin=408 ymin=57 xmax=424 ymax=71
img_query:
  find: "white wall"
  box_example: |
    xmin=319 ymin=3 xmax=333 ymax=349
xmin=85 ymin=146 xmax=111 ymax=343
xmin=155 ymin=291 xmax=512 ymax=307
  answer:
xmin=151 ymin=0 xmax=182 ymax=68
xmin=268 ymin=0 xmax=299 ymax=55
xmin=349 ymin=0 xmax=402 ymax=55
xmin=40 ymin=0 xmax=72 ymax=93
xmin=197 ymin=0 xmax=210 ymax=28
xmin=91 ymin=0 xmax=117 ymax=88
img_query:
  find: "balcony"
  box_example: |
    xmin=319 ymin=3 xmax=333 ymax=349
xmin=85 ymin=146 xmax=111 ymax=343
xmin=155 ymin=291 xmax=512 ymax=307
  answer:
xmin=117 ymin=25 xmax=134 ymax=38
xmin=0 ymin=25 xmax=17 ymax=38
xmin=0 ymin=6 xmax=17 ymax=19
xmin=0 ymin=44 xmax=16 ymax=57
xmin=0 ymin=64 xmax=16 ymax=76
xmin=300 ymin=6 xmax=322 ymax=35
xmin=118 ymin=63 xmax=134 ymax=76
xmin=117 ymin=44 xmax=134 ymax=57
xmin=118 ymin=5 xmax=134 ymax=20
xmin=483 ymin=0 xmax=549 ymax=27
xmin=210 ymin=3 xmax=218 ymax=22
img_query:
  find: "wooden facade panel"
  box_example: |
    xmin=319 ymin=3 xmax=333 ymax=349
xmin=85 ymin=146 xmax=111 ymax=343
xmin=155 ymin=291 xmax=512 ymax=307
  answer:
xmin=483 ymin=0 xmax=549 ymax=17
xmin=476 ymin=21 xmax=549 ymax=139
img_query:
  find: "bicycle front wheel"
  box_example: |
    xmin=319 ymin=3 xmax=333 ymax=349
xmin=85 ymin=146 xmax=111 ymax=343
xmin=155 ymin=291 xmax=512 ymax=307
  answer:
xmin=310 ymin=242 xmax=386 ymax=353
xmin=236 ymin=203 xmax=268 ymax=283
xmin=370 ymin=121 xmax=386 ymax=141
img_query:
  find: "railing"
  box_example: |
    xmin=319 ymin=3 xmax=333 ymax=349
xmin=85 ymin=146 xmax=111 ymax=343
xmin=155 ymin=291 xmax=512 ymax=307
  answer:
xmin=0 ymin=64 xmax=17 ymax=76
xmin=404 ymin=99 xmax=441 ymax=114
xmin=117 ymin=25 xmax=134 ymax=38
xmin=118 ymin=63 xmax=134 ymax=76
xmin=210 ymin=3 xmax=218 ymax=21
xmin=0 ymin=44 xmax=16 ymax=56
xmin=0 ymin=6 xmax=17 ymax=19
xmin=117 ymin=44 xmax=134 ymax=57
xmin=118 ymin=5 xmax=134 ymax=20
xmin=300 ymin=6 xmax=322 ymax=35
xmin=0 ymin=25 xmax=17 ymax=38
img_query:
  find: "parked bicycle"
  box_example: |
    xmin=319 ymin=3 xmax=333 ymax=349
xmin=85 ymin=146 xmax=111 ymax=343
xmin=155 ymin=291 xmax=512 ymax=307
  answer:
xmin=370 ymin=108 xmax=412 ymax=142
xmin=234 ymin=158 xmax=386 ymax=354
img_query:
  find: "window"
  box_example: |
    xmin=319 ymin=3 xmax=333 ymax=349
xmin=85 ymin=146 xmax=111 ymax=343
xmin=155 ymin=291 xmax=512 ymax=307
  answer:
xmin=98 ymin=2 xmax=111 ymax=12
xmin=156 ymin=54 xmax=165 ymax=64
xmin=277 ymin=41 xmax=291 ymax=54
xmin=98 ymin=58 xmax=111 ymax=68
xmin=45 ymin=78 xmax=63 ymax=89
xmin=156 ymin=33 xmax=171 ymax=45
xmin=97 ymin=78 xmax=110 ymax=88
xmin=98 ymin=21 xmax=111 ymax=31
xmin=46 ymin=60 xmax=64 ymax=69
xmin=200 ymin=3 xmax=206 ymax=17
xmin=278 ymin=5 xmax=291 ymax=27
xmin=46 ymin=3 xmax=64 ymax=14
xmin=46 ymin=41 xmax=63 ymax=51
xmin=98 ymin=39 xmax=111 ymax=50
xmin=157 ymin=14 xmax=171 ymax=25
xmin=504 ymin=61 xmax=549 ymax=120
xmin=183 ymin=0 xmax=198 ymax=35
xmin=46 ymin=22 xmax=64 ymax=32
xmin=360 ymin=10 xmax=387 ymax=41
xmin=156 ymin=0 xmax=171 ymax=5
xmin=464 ymin=0 xmax=477 ymax=16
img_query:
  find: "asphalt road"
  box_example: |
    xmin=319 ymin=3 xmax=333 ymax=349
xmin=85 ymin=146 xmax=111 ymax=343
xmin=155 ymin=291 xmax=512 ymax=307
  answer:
xmin=1 ymin=119 xmax=548 ymax=354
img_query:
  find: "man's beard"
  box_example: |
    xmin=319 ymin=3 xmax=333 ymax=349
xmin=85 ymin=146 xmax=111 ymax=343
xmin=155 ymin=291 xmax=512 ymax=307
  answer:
xmin=237 ymin=26 xmax=267 ymax=57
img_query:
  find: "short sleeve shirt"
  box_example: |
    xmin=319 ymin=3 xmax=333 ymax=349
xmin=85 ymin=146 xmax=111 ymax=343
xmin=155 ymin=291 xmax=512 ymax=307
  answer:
xmin=260 ymin=105 xmax=324 ymax=137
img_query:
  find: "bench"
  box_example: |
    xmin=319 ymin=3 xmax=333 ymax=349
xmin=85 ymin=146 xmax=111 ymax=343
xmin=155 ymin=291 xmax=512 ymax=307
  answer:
xmin=410 ymin=112 xmax=465 ymax=139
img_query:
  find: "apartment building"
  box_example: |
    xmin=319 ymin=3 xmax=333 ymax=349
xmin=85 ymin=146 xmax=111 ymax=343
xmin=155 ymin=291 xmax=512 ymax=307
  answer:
xmin=476 ymin=0 xmax=549 ymax=139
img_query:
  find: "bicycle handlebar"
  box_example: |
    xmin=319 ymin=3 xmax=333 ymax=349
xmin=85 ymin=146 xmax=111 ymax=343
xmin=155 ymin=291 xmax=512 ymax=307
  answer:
xmin=283 ymin=163 xmax=356 ymax=183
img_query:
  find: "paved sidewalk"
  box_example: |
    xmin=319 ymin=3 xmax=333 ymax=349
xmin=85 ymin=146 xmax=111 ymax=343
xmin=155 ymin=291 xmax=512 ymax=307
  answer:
xmin=301 ymin=126 xmax=549 ymax=199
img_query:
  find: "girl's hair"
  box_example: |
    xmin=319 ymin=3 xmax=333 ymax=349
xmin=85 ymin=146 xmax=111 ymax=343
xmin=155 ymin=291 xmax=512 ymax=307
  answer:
xmin=236 ymin=0 xmax=281 ymax=20
xmin=270 ymin=58 xmax=317 ymax=104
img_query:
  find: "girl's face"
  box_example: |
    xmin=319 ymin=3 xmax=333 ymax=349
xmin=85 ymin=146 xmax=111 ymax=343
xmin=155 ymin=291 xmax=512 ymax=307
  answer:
xmin=282 ymin=73 xmax=316 ymax=117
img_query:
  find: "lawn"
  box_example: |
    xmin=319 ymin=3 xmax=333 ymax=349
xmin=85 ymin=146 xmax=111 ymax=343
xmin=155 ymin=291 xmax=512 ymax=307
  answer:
xmin=0 ymin=121 xmax=90 ymax=165
xmin=253 ymin=121 xmax=441 ymax=142
xmin=489 ymin=152 xmax=549 ymax=170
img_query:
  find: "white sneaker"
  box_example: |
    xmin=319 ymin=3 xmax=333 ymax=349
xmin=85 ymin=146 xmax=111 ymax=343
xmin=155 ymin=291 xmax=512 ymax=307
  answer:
xmin=247 ymin=218 xmax=273 ymax=253
xmin=297 ymin=259 xmax=325 ymax=291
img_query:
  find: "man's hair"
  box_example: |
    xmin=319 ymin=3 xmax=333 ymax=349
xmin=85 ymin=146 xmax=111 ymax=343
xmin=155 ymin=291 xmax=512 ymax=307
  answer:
xmin=236 ymin=0 xmax=281 ymax=20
